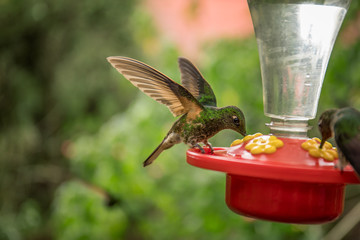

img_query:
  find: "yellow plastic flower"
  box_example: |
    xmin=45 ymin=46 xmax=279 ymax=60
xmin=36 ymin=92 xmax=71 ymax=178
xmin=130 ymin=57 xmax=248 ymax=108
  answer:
xmin=245 ymin=135 xmax=284 ymax=154
xmin=301 ymin=138 xmax=338 ymax=161
xmin=230 ymin=133 xmax=263 ymax=147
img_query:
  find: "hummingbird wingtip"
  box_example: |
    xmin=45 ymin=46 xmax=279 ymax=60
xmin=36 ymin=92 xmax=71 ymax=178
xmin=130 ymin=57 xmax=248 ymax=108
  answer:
xmin=106 ymin=56 xmax=114 ymax=63
xmin=177 ymin=56 xmax=187 ymax=62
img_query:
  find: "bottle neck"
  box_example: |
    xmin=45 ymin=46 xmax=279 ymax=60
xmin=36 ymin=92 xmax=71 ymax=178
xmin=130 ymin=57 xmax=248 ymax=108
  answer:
xmin=266 ymin=118 xmax=311 ymax=138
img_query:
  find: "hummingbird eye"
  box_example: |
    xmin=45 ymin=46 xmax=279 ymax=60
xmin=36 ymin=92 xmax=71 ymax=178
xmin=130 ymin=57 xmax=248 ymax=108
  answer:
xmin=232 ymin=116 xmax=240 ymax=126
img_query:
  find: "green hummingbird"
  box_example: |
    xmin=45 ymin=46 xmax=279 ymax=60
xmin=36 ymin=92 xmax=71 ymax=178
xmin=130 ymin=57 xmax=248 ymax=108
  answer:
xmin=318 ymin=107 xmax=360 ymax=175
xmin=107 ymin=56 xmax=246 ymax=166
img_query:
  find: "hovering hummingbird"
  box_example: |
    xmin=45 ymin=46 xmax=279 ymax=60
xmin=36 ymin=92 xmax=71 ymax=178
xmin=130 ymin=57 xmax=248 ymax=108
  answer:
xmin=107 ymin=56 xmax=246 ymax=166
xmin=318 ymin=107 xmax=360 ymax=175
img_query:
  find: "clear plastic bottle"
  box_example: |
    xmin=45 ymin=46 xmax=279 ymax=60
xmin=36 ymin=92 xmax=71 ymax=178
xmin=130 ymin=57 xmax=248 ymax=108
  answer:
xmin=248 ymin=0 xmax=351 ymax=137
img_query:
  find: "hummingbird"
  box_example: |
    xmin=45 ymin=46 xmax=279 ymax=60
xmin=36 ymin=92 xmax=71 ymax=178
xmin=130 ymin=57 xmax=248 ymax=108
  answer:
xmin=107 ymin=56 xmax=246 ymax=166
xmin=318 ymin=107 xmax=360 ymax=175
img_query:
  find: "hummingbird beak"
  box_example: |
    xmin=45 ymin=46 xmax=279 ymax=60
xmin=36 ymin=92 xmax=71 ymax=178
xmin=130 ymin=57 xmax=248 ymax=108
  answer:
xmin=319 ymin=139 xmax=325 ymax=149
xmin=240 ymin=129 xmax=247 ymax=137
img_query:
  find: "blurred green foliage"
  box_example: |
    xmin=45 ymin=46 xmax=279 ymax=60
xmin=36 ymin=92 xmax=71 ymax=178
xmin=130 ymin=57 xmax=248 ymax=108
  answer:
xmin=1 ymin=0 xmax=138 ymax=238
xmin=1 ymin=0 xmax=360 ymax=239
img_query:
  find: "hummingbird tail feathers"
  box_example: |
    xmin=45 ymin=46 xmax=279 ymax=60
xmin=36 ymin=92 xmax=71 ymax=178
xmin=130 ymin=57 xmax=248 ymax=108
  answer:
xmin=143 ymin=133 xmax=180 ymax=167
xmin=347 ymin=153 xmax=360 ymax=176
xmin=143 ymin=141 xmax=166 ymax=167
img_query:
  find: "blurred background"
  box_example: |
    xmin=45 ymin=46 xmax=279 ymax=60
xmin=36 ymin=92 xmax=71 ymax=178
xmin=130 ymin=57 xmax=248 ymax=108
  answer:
xmin=1 ymin=0 xmax=360 ymax=239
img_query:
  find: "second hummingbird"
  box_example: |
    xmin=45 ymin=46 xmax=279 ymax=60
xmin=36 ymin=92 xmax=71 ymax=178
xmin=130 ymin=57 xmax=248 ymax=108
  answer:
xmin=318 ymin=107 xmax=360 ymax=176
xmin=107 ymin=57 xmax=246 ymax=166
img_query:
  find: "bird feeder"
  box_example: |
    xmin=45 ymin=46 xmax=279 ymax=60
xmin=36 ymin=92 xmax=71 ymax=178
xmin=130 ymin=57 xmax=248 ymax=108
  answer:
xmin=187 ymin=0 xmax=360 ymax=224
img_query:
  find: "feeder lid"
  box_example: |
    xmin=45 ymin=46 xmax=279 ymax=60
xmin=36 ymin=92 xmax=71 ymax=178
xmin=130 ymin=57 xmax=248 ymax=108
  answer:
xmin=187 ymin=137 xmax=360 ymax=184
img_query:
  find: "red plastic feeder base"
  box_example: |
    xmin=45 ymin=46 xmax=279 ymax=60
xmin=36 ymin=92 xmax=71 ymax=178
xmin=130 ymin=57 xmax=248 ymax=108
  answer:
xmin=226 ymin=175 xmax=344 ymax=224
xmin=186 ymin=137 xmax=360 ymax=224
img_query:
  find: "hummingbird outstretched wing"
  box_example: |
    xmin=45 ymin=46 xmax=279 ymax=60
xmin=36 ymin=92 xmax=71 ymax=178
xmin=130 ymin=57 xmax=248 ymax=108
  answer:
xmin=178 ymin=57 xmax=217 ymax=107
xmin=107 ymin=56 xmax=204 ymax=119
xmin=334 ymin=108 xmax=360 ymax=174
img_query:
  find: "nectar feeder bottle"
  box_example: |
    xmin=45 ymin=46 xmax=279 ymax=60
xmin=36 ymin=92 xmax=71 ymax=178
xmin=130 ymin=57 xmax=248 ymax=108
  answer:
xmin=187 ymin=0 xmax=360 ymax=224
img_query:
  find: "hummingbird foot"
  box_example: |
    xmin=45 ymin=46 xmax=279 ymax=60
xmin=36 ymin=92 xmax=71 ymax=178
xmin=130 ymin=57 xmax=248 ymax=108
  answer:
xmin=335 ymin=153 xmax=348 ymax=173
xmin=194 ymin=143 xmax=205 ymax=154
xmin=334 ymin=160 xmax=345 ymax=173
xmin=204 ymin=141 xmax=214 ymax=154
